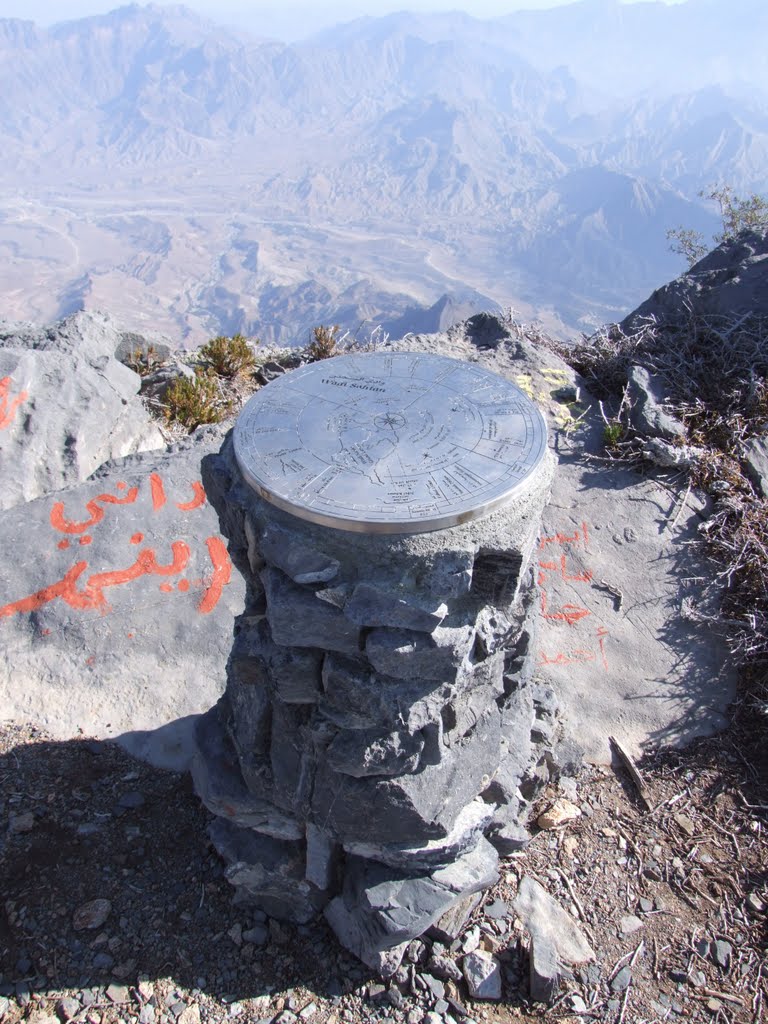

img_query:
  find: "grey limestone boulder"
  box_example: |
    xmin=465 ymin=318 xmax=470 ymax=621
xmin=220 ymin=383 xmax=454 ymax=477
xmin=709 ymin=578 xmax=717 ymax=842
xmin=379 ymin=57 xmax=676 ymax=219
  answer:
xmin=0 ymin=310 xmax=165 ymax=510
xmin=462 ymin=951 xmax=502 ymax=1001
xmin=512 ymin=876 xmax=595 ymax=1004
xmin=0 ymin=424 xmax=245 ymax=768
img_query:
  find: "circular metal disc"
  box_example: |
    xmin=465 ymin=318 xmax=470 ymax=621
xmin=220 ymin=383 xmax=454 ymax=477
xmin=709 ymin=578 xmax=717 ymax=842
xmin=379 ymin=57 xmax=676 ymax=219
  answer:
xmin=233 ymin=351 xmax=548 ymax=533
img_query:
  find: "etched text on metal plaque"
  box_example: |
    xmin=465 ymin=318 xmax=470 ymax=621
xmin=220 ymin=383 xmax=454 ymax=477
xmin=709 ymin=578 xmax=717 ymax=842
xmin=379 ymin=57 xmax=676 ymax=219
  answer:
xmin=234 ymin=352 xmax=548 ymax=533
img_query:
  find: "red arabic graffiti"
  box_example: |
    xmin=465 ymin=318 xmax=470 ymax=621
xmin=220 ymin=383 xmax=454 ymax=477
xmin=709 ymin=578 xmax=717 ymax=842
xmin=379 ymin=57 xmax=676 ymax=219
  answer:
xmin=537 ymin=522 xmax=610 ymax=670
xmin=0 ymin=542 xmax=190 ymax=617
xmin=0 ymin=471 xmax=230 ymax=620
xmin=50 ymin=477 xmax=206 ymax=534
xmin=0 ymin=375 xmax=29 ymax=431
xmin=50 ymin=485 xmax=140 ymax=535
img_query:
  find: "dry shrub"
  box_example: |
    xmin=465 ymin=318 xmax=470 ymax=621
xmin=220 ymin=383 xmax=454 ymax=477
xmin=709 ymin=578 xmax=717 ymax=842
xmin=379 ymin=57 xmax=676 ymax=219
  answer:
xmin=125 ymin=343 xmax=163 ymax=378
xmin=199 ymin=333 xmax=258 ymax=379
xmin=164 ymin=370 xmax=231 ymax=430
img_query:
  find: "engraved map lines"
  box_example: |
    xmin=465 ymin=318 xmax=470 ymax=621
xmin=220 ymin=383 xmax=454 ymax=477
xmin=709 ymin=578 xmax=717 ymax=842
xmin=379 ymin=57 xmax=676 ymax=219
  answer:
xmin=234 ymin=353 xmax=547 ymax=529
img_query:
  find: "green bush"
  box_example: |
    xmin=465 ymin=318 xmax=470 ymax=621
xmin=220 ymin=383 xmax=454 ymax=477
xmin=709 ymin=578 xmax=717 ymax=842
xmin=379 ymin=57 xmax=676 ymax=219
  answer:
xmin=199 ymin=333 xmax=258 ymax=379
xmin=164 ymin=370 xmax=229 ymax=430
xmin=603 ymin=420 xmax=625 ymax=450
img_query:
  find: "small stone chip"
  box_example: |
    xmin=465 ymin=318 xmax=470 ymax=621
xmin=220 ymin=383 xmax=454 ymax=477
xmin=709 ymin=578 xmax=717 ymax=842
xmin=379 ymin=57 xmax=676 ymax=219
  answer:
xmin=713 ymin=940 xmax=732 ymax=970
xmin=73 ymin=898 xmax=112 ymax=931
xmin=610 ymin=966 xmax=632 ymax=993
xmin=484 ymin=898 xmax=509 ymax=920
xmin=9 ymin=811 xmax=35 ymax=833
xmin=106 ymin=984 xmax=130 ymax=1004
xmin=536 ymin=799 xmax=581 ymax=830
xmin=674 ymin=813 xmax=696 ymax=837
xmin=57 ymin=997 xmax=82 ymax=1021
xmin=462 ymin=951 xmax=502 ymax=1001
xmin=620 ymin=914 xmax=644 ymax=935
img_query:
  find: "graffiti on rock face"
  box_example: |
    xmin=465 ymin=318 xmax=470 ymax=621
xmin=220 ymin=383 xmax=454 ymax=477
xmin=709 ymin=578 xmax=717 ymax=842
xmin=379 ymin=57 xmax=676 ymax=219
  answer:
xmin=0 ymin=376 xmax=28 ymax=432
xmin=537 ymin=521 xmax=609 ymax=670
xmin=0 ymin=471 xmax=231 ymax=620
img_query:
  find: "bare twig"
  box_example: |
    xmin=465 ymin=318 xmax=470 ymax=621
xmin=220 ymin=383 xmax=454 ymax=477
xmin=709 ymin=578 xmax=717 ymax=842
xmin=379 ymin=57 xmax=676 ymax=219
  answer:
xmin=610 ymin=736 xmax=652 ymax=811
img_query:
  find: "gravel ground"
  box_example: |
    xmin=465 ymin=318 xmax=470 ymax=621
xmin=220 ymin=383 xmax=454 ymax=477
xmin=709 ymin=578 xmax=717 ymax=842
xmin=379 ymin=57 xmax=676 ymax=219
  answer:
xmin=1 ymin=718 xmax=766 ymax=1024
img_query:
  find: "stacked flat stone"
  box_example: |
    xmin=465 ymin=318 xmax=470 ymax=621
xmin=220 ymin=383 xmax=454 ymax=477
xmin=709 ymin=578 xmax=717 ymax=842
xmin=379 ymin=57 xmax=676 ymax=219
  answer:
xmin=193 ymin=433 xmax=557 ymax=973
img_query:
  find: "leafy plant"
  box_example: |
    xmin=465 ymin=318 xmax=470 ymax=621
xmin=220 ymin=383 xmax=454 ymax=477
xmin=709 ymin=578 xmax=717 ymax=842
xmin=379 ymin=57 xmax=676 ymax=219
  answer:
xmin=199 ymin=333 xmax=257 ymax=379
xmin=603 ymin=420 xmax=625 ymax=450
xmin=164 ymin=370 xmax=229 ymax=430
xmin=667 ymin=185 xmax=768 ymax=266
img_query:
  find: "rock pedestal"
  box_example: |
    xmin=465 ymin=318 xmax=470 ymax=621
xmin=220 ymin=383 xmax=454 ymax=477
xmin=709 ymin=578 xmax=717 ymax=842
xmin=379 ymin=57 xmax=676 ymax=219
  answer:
xmin=193 ymin=427 xmax=558 ymax=973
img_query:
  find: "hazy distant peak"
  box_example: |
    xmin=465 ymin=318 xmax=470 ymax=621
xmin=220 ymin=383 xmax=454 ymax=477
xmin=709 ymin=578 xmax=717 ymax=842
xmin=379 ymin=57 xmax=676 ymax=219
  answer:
xmin=303 ymin=8 xmax=480 ymax=48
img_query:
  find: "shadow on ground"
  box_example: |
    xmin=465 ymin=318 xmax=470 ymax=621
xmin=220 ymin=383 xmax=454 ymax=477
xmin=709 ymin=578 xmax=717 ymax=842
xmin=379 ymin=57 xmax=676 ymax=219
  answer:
xmin=0 ymin=726 xmax=372 ymax=1013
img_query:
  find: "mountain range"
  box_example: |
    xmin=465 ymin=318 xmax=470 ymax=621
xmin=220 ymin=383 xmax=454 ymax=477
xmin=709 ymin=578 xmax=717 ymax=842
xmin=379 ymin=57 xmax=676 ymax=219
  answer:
xmin=1 ymin=0 xmax=766 ymax=345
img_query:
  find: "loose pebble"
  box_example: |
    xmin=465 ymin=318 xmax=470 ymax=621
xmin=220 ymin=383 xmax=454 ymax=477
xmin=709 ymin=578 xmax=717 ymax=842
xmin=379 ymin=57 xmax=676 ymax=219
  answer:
xmin=73 ymin=899 xmax=112 ymax=932
xmin=611 ymin=966 xmax=632 ymax=993
xmin=620 ymin=914 xmax=644 ymax=935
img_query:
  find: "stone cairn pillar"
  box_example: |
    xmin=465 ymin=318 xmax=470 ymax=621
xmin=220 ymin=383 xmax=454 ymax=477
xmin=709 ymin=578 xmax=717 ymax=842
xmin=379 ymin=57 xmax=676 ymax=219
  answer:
xmin=192 ymin=352 xmax=560 ymax=974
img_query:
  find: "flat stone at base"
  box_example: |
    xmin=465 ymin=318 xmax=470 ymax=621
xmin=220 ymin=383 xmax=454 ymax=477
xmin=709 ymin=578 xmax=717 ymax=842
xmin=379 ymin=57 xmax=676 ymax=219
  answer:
xmin=343 ymin=800 xmax=493 ymax=872
xmin=462 ymin=951 xmax=502 ymax=1001
xmin=210 ymin=818 xmax=328 ymax=925
xmin=324 ymin=838 xmax=498 ymax=966
xmin=528 ymin=935 xmax=561 ymax=1004
xmin=427 ymin=893 xmax=483 ymax=944
xmin=191 ymin=705 xmax=302 ymax=840
xmin=512 ymin=876 xmax=595 ymax=1005
xmin=488 ymin=821 xmax=530 ymax=855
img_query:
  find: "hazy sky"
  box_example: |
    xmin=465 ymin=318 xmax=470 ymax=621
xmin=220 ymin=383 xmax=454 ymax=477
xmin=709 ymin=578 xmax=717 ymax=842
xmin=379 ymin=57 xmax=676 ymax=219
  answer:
xmin=2 ymin=0 xmax=688 ymax=39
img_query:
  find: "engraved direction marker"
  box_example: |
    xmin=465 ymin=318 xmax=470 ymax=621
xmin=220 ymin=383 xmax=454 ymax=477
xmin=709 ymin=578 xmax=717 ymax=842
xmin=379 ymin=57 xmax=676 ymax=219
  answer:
xmin=234 ymin=352 xmax=548 ymax=533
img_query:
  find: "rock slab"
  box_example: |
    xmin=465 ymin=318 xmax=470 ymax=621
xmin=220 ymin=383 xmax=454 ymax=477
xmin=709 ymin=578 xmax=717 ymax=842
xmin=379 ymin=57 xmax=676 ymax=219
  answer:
xmin=512 ymin=875 xmax=595 ymax=1004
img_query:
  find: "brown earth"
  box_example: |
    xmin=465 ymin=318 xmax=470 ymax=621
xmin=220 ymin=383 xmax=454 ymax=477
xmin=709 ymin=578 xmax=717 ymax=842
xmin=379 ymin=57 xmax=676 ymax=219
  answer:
xmin=1 ymin=708 xmax=766 ymax=1024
